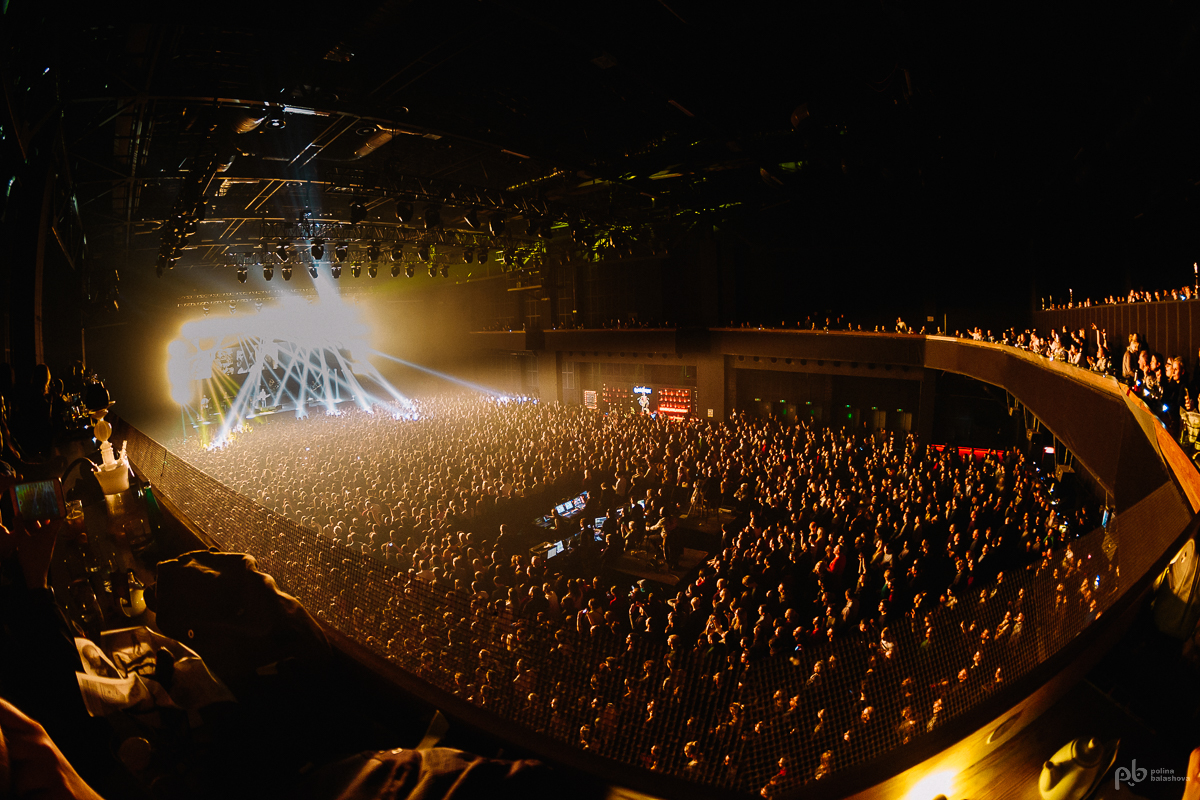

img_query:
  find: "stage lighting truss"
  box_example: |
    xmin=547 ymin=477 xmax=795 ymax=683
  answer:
xmin=257 ymin=221 xmax=534 ymax=260
xmin=223 ymin=218 xmax=560 ymax=285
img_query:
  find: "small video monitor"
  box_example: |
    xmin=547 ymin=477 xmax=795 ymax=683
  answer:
xmin=10 ymin=478 xmax=66 ymax=521
xmin=595 ymin=516 xmax=606 ymax=528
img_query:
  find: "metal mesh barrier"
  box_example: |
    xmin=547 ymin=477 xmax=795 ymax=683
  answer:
xmin=123 ymin=416 xmax=1124 ymax=796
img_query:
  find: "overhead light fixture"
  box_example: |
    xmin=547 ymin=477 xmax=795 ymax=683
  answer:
xmin=395 ymin=201 xmax=414 ymax=223
xmin=463 ymin=208 xmax=480 ymax=229
xmin=263 ymin=265 xmax=274 ymax=281
xmin=390 ymin=244 xmax=403 ymax=261
xmin=440 ymin=264 xmax=449 ymax=278
xmin=308 ymin=264 xmax=319 ymax=279
xmin=311 ymin=238 xmax=326 ymax=260
xmin=390 ymin=264 xmax=402 ymax=278
xmin=235 ymin=270 xmax=246 ymax=285
xmin=417 ymin=244 xmax=431 ymax=262
xmin=489 ymin=215 xmax=505 ymax=237
xmin=423 ymin=206 xmax=442 ymax=230
xmin=404 ymin=264 xmax=415 ymax=278
xmin=351 ymin=264 xmax=362 ymax=278
xmin=478 ymin=247 xmax=488 ymax=264
xmin=281 ymin=266 xmax=293 ymax=281
xmin=349 ymin=197 xmax=367 ymax=224
xmin=331 ymin=264 xmax=342 ymax=279
xmin=277 ymin=240 xmax=293 ymax=262
xmin=334 ymin=242 xmax=349 ymax=262
xmin=427 ymin=264 xmax=437 ymax=278
xmin=367 ymin=264 xmax=378 ymax=278
xmin=367 ymin=242 xmax=380 ymax=262
xmin=462 ymin=249 xmax=474 ymax=263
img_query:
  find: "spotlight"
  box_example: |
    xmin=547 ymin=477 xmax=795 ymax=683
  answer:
xmin=308 ymin=264 xmax=319 ymax=279
xmin=390 ymin=244 xmax=404 ymax=261
xmin=417 ymin=244 xmax=431 ymax=262
xmin=263 ymin=265 xmax=274 ymax=281
xmin=229 ymin=302 xmax=237 ymax=315
xmin=331 ymin=264 xmax=342 ymax=279
xmin=277 ymin=240 xmax=293 ymax=262
xmin=488 ymin=215 xmax=505 ymax=237
xmin=428 ymin=264 xmax=437 ymax=278
xmin=235 ymin=270 xmax=246 ymax=285
xmin=390 ymin=264 xmax=401 ymax=278
xmin=349 ymin=197 xmax=367 ymax=224
xmin=203 ymin=303 xmax=212 ymax=314
xmin=395 ymin=201 xmax=414 ymax=223
xmin=537 ymin=219 xmax=553 ymax=239
xmin=463 ymin=208 xmax=481 ymax=229
xmin=478 ymin=247 xmax=488 ymax=264
xmin=440 ymin=264 xmax=449 ymax=278
xmin=502 ymin=249 xmax=514 ymax=266
xmin=311 ymin=238 xmax=326 ymax=260
xmin=367 ymin=242 xmax=380 ymax=262
xmin=462 ymin=249 xmax=474 ymax=263
xmin=281 ymin=266 xmax=293 ymax=281
xmin=351 ymin=264 xmax=362 ymax=278
xmin=368 ymin=264 xmax=378 ymax=278
xmin=423 ymin=205 xmax=442 ymax=230
xmin=334 ymin=242 xmax=349 ymax=262
xmin=404 ymin=264 xmax=415 ymax=278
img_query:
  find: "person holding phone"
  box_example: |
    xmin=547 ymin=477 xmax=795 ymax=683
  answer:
xmin=1 ymin=510 xmax=121 ymax=796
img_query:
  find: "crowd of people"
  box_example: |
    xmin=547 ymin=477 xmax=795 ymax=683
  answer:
xmin=177 ymin=396 xmax=1110 ymax=793
xmin=1043 ymin=278 xmax=1200 ymax=309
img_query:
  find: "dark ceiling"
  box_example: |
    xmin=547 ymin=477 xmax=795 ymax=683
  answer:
xmin=7 ymin=0 xmax=1200 ymax=314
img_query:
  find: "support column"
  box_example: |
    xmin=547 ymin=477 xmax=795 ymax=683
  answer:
xmin=536 ymin=350 xmax=561 ymax=404
xmin=917 ymin=368 xmax=938 ymax=444
xmin=694 ymin=352 xmax=726 ymax=422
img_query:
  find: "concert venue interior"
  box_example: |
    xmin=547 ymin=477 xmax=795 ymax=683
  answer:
xmin=4 ymin=4 xmax=1200 ymax=800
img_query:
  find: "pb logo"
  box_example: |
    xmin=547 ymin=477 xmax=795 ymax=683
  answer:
xmin=1114 ymin=760 xmax=1147 ymax=789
